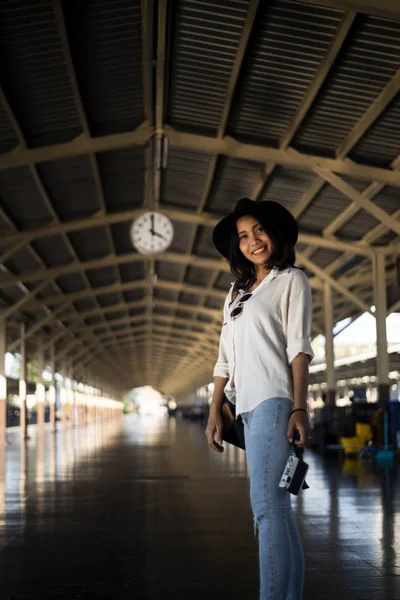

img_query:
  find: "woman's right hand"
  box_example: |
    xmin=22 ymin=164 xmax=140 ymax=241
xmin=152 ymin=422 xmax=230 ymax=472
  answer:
xmin=205 ymin=406 xmax=224 ymax=454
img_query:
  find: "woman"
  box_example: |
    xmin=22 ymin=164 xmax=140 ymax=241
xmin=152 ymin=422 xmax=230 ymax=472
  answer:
xmin=205 ymin=198 xmax=314 ymax=600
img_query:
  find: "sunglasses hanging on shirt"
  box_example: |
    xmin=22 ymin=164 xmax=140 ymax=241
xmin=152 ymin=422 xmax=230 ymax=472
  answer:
xmin=230 ymin=293 xmax=253 ymax=320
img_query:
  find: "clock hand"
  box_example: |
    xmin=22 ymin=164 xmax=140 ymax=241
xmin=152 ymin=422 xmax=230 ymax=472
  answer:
xmin=153 ymin=230 xmax=167 ymax=240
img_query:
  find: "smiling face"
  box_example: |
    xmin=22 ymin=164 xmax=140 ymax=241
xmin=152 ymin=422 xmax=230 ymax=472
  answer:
xmin=236 ymin=215 xmax=274 ymax=267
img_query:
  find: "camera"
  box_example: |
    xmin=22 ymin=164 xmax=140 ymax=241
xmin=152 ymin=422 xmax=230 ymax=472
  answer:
xmin=279 ymin=430 xmax=309 ymax=496
xmin=279 ymin=454 xmax=309 ymax=495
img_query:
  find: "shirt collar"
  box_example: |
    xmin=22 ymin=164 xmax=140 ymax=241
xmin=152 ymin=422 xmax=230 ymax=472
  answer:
xmin=234 ymin=266 xmax=291 ymax=294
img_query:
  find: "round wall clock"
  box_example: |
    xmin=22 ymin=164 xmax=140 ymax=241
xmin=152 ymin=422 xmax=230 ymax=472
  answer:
xmin=130 ymin=211 xmax=174 ymax=255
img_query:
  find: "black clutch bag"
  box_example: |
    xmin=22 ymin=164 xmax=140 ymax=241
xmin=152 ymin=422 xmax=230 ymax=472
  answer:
xmin=221 ymin=400 xmax=246 ymax=450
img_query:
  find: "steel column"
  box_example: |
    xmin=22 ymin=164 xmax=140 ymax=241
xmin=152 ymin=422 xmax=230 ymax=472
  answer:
xmin=49 ymin=344 xmax=56 ymax=432
xmin=36 ymin=339 xmax=45 ymax=431
xmin=0 ymin=322 xmax=7 ymax=446
xmin=19 ymin=323 xmax=28 ymax=440
xmin=373 ymin=253 xmax=390 ymax=406
xmin=324 ymin=283 xmax=336 ymax=406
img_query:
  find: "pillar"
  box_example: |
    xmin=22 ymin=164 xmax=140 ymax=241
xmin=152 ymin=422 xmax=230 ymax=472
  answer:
xmin=64 ymin=360 xmax=73 ymax=427
xmin=49 ymin=344 xmax=56 ymax=432
xmin=60 ymin=361 xmax=68 ymax=430
xmin=19 ymin=323 xmax=29 ymax=440
xmin=36 ymin=338 xmax=45 ymax=432
xmin=0 ymin=321 xmax=7 ymax=447
xmin=373 ymin=253 xmax=390 ymax=407
xmin=324 ymin=282 xmax=336 ymax=407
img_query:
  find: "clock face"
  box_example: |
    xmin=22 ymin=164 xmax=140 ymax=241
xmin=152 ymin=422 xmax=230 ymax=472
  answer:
xmin=130 ymin=211 xmax=174 ymax=255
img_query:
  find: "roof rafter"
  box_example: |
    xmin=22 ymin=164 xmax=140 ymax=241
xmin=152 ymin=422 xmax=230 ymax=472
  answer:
xmin=323 ymin=157 xmax=400 ymax=236
xmin=165 ymin=126 xmax=400 ymax=187
xmin=0 ymin=206 xmax=378 ymax=256
xmin=60 ymin=297 xmax=221 ymax=324
xmin=297 ymin=251 xmax=372 ymax=314
xmin=2 ymin=123 xmax=400 ymax=187
xmin=315 ymin=169 xmax=400 ymax=237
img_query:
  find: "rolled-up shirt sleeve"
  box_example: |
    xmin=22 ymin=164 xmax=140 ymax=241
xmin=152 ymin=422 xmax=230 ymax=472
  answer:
xmin=285 ymin=271 xmax=314 ymax=366
xmin=213 ymin=293 xmax=230 ymax=378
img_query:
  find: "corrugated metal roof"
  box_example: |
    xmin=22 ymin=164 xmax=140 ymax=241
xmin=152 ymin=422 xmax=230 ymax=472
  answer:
xmin=337 ymin=208 xmax=380 ymax=239
xmin=299 ymin=176 xmax=369 ymax=234
xmin=350 ymin=94 xmax=400 ymax=167
xmin=111 ymin=223 xmax=137 ymax=256
xmin=207 ymin=157 xmax=262 ymax=213
xmin=261 ymin=167 xmax=318 ymax=210
xmin=56 ymin=273 xmax=87 ymax=294
xmin=37 ymin=156 xmax=101 ymax=220
xmin=0 ymin=101 xmax=18 ymax=154
xmin=185 ymin=266 xmax=214 ymax=286
xmin=309 ymin=248 xmax=342 ymax=269
xmin=122 ymin=289 xmax=146 ymax=303
xmin=169 ymin=221 xmax=195 ymax=253
xmin=68 ymin=227 xmax=111 ymax=261
xmin=194 ymin=225 xmax=221 ymax=258
xmin=0 ymin=0 xmax=82 ymax=147
xmin=86 ymin=267 xmax=117 ymax=289
xmin=0 ymin=167 xmax=53 ymax=228
xmin=119 ymin=263 xmax=144 ymax=283
xmin=61 ymin=0 xmax=145 ymax=135
xmin=293 ymin=14 xmax=400 ymax=155
xmin=153 ymin=288 xmax=179 ymax=302
xmin=230 ymin=0 xmax=344 ymax=144
xmin=161 ymin=148 xmax=214 ymax=209
xmin=155 ymin=261 xmax=182 ymax=282
xmin=169 ymin=0 xmax=250 ymax=133
xmin=31 ymin=237 xmax=74 ymax=268
xmin=96 ymin=147 xmax=145 ymax=212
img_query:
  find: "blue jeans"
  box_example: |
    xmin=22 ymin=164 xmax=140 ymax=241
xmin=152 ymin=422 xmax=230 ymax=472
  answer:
xmin=241 ymin=398 xmax=304 ymax=600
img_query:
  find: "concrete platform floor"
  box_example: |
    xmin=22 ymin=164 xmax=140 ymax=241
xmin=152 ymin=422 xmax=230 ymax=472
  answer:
xmin=0 ymin=414 xmax=399 ymax=600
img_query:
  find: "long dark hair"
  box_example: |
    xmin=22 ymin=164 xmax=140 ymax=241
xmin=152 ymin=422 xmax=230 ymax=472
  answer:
xmin=228 ymin=216 xmax=296 ymax=294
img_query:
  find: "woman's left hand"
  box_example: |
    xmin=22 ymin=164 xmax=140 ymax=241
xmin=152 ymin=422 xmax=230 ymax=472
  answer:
xmin=287 ymin=411 xmax=311 ymax=448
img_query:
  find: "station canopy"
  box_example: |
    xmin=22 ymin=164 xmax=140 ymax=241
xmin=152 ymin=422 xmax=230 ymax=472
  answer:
xmin=0 ymin=0 xmax=399 ymax=398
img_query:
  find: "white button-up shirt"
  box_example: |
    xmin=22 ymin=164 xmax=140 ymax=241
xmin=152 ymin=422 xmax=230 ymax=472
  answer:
xmin=213 ymin=267 xmax=314 ymax=416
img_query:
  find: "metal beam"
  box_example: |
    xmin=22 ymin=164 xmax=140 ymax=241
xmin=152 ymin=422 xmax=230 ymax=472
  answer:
xmin=315 ymin=169 xmax=400 ymax=237
xmin=336 ymin=68 xmax=400 ymax=158
xmin=0 ymin=280 xmax=49 ymax=322
xmin=27 ymin=278 xmax=227 ymax=309
xmin=0 ymin=251 xmax=230 ymax=286
xmin=165 ymin=127 xmax=400 ymax=187
xmin=76 ymin=313 xmax=220 ymax=341
xmin=389 ymin=298 xmax=400 ymax=316
xmin=0 ymin=206 xmax=377 ymax=256
xmin=323 ymin=157 xmax=400 ymax=236
xmin=297 ymin=251 xmax=372 ymax=314
xmin=292 ymin=179 xmax=325 ymax=220
xmin=60 ymin=297 xmax=221 ymax=323
xmin=0 ymin=121 xmax=151 ymax=169
xmin=2 ymin=122 xmax=400 ymax=188
xmin=295 ymin=0 xmax=400 ymax=20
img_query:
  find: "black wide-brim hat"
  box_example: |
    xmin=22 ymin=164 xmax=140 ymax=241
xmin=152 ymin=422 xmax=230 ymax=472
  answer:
xmin=212 ymin=198 xmax=298 ymax=259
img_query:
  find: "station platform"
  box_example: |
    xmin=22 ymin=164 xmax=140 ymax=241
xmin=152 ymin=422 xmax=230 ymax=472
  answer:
xmin=0 ymin=415 xmax=399 ymax=600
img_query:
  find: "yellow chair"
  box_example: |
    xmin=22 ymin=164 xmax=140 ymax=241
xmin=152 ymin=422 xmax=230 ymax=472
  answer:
xmin=340 ymin=423 xmax=372 ymax=455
